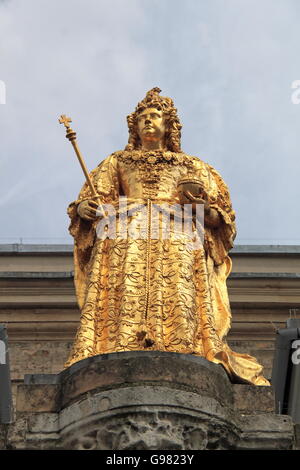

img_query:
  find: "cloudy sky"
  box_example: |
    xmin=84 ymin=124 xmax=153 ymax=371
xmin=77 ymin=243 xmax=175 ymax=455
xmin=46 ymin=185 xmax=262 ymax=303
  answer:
xmin=0 ymin=0 xmax=300 ymax=245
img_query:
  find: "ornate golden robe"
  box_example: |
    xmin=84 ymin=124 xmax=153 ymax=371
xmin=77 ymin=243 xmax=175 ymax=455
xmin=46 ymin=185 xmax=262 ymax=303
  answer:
xmin=66 ymin=150 xmax=269 ymax=386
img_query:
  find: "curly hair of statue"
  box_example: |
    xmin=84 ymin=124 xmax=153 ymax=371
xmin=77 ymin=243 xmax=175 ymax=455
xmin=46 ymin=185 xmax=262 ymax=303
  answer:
xmin=125 ymin=87 xmax=182 ymax=152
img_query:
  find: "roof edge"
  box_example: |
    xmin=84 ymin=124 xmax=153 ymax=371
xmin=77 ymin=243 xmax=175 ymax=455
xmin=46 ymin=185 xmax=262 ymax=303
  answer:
xmin=0 ymin=243 xmax=300 ymax=255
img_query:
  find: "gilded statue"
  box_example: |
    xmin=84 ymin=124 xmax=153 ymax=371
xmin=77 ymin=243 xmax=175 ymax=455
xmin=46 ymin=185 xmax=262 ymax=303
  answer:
xmin=64 ymin=87 xmax=269 ymax=386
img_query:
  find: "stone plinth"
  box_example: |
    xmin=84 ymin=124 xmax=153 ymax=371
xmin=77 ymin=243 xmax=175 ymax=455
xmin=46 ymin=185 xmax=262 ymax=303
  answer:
xmin=0 ymin=351 xmax=296 ymax=450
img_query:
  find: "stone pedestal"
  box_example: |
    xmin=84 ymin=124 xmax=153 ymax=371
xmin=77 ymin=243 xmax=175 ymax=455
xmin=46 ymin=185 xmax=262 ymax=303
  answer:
xmin=0 ymin=351 xmax=296 ymax=450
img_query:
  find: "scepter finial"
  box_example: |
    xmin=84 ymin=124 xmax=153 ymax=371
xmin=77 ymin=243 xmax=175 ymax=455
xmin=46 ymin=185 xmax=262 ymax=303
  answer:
xmin=59 ymin=114 xmax=76 ymax=142
xmin=58 ymin=114 xmax=102 ymax=209
xmin=59 ymin=114 xmax=72 ymax=129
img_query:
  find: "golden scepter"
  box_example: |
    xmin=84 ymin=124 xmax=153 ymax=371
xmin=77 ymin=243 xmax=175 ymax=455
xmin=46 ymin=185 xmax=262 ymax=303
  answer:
xmin=59 ymin=114 xmax=104 ymax=217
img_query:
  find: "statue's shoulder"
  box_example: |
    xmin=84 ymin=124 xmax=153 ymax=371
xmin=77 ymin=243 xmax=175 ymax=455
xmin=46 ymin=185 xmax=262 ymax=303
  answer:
xmin=204 ymin=163 xmax=232 ymax=202
xmin=182 ymin=153 xmax=209 ymax=170
xmin=205 ymin=162 xmax=221 ymax=176
xmin=99 ymin=150 xmax=123 ymax=165
xmin=91 ymin=151 xmax=123 ymax=174
xmin=184 ymin=155 xmax=229 ymax=190
xmin=205 ymin=163 xmax=228 ymax=187
xmin=187 ymin=156 xmax=226 ymax=182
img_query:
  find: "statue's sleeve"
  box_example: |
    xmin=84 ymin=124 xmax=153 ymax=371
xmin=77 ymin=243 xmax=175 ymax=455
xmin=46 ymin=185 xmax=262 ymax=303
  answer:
xmin=204 ymin=164 xmax=237 ymax=266
xmin=67 ymin=153 xmax=119 ymax=308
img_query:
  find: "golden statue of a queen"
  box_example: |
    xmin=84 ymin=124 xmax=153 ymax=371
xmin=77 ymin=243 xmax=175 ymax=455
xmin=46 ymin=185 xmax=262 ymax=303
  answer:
xmin=65 ymin=87 xmax=269 ymax=386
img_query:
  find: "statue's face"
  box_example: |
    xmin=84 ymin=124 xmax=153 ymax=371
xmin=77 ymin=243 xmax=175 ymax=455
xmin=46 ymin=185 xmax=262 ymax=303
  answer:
xmin=137 ymin=107 xmax=166 ymax=144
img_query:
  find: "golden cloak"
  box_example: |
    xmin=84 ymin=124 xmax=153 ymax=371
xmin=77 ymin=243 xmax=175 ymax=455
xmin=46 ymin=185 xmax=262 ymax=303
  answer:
xmin=65 ymin=149 xmax=269 ymax=386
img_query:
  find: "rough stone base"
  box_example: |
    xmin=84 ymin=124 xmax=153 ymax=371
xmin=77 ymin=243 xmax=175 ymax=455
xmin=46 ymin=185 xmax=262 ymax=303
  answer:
xmin=0 ymin=351 xmax=296 ymax=450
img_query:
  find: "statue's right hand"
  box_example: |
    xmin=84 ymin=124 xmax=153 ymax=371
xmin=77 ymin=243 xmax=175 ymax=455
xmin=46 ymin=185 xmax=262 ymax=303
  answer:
xmin=77 ymin=200 xmax=101 ymax=221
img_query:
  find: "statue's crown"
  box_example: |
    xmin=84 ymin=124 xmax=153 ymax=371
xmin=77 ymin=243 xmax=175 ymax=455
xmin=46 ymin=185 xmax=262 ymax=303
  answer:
xmin=135 ymin=87 xmax=175 ymax=114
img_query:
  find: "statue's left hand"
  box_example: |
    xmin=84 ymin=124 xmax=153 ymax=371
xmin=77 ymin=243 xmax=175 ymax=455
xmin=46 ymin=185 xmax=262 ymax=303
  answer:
xmin=183 ymin=190 xmax=210 ymax=214
xmin=183 ymin=191 xmax=221 ymax=227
